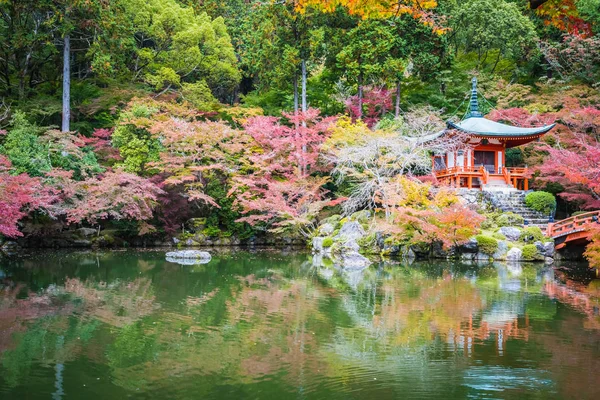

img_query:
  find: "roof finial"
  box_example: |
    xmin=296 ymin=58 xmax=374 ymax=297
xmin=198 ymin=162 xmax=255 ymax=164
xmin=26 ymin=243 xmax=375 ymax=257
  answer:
xmin=468 ymin=77 xmax=483 ymax=118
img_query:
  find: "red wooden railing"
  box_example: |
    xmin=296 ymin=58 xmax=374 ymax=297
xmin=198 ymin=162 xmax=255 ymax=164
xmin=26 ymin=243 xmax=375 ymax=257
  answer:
xmin=502 ymin=167 xmax=511 ymax=186
xmin=481 ymin=166 xmax=489 ymax=185
xmin=546 ymin=210 xmax=600 ymax=238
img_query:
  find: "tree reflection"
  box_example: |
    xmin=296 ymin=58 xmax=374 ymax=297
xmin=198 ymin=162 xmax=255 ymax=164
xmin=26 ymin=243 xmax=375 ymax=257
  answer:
xmin=0 ymin=252 xmax=599 ymax=398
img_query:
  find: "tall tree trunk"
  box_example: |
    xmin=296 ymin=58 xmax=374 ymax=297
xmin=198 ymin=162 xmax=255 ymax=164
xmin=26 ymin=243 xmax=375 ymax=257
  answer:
xmin=300 ymin=59 xmax=308 ymax=176
xmin=395 ymin=79 xmax=401 ymax=118
xmin=301 ymin=59 xmax=307 ymax=112
xmin=62 ymin=35 xmax=70 ymax=133
xmin=357 ymin=72 xmax=363 ymax=119
xmin=293 ymin=72 xmax=299 ymax=113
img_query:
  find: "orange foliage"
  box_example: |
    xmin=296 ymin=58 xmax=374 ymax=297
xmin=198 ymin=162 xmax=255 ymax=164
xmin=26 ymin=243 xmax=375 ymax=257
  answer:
xmin=295 ymin=0 xmax=445 ymax=33
xmin=532 ymin=0 xmax=591 ymax=35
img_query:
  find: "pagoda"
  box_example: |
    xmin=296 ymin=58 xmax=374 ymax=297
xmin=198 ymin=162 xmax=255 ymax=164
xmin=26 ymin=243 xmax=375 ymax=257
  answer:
xmin=433 ymin=78 xmax=555 ymax=190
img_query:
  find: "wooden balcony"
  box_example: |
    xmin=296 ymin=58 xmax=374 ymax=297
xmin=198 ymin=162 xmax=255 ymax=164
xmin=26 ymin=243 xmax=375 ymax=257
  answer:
xmin=434 ymin=166 xmax=530 ymax=190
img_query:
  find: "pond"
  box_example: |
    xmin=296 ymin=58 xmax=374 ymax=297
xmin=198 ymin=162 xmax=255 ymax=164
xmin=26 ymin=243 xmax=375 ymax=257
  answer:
xmin=0 ymin=249 xmax=599 ymax=400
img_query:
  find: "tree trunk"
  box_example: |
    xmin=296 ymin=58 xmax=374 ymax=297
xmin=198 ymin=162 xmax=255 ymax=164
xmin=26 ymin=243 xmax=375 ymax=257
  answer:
xmin=293 ymin=72 xmax=299 ymax=113
xmin=62 ymin=35 xmax=70 ymax=133
xmin=395 ymin=80 xmax=401 ymax=118
xmin=301 ymin=59 xmax=307 ymax=112
xmin=301 ymin=59 xmax=308 ymax=176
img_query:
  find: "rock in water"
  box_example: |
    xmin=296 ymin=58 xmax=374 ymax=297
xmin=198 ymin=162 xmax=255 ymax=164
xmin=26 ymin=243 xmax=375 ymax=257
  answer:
xmin=506 ymin=247 xmax=523 ymax=262
xmin=166 ymin=250 xmax=211 ymax=262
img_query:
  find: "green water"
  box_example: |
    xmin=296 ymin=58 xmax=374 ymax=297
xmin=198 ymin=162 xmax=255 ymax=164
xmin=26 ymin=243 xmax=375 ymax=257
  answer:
xmin=1 ymin=250 xmax=599 ymax=400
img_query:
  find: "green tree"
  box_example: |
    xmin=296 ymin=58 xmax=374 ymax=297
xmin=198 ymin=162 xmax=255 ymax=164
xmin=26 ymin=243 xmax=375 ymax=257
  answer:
xmin=450 ymin=0 xmax=538 ymax=73
xmin=124 ymin=0 xmax=241 ymax=102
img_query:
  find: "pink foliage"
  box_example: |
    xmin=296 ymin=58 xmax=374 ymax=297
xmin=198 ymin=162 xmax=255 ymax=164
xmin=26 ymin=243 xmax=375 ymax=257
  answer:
xmin=346 ymin=86 xmax=394 ymax=128
xmin=487 ymin=108 xmax=555 ymax=127
xmin=231 ymin=109 xmax=335 ymax=230
xmin=65 ymin=170 xmax=164 ymax=230
xmin=244 ymin=108 xmax=335 ymax=179
xmin=81 ymin=128 xmax=121 ymax=162
xmin=0 ymin=156 xmax=55 ymax=237
xmin=536 ymin=136 xmax=600 ymax=209
xmin=232 ymin=176 xmax=328 ymax=228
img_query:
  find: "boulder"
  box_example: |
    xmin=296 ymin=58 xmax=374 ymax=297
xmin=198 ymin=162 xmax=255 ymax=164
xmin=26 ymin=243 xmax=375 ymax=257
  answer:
xmin=506 ymin=247 xmax=523 ymax=262
xmin=432 ymin=241 xmax=449 ymax=259
xmin=312 ymin=237 xmax=326 ymax=254
xmin=535 ymin=241 xmax=555 ymax=258
xmin=165 ymin=250 xmax=211 ymax=261
xmin=349 ymin=210 xmax=371 ymax=224
xmin=493 ymin=240 xmax=509 ymax=260
xmin=319 ymin=223 xmax=335 ymax=236
xmin=459 ymin=238 xmax=479 ymax=253
xmin=166 ymin=257 xmax=211 ymax=266
xmin=336 ymin=221 xmax=365 ymax=242
xmin=401 ymin=246 xmax=416 ymax=260
xmin=499 ymin=227 xmax=522 ymax=242
xmin=77 ymin=227 xmax=97 ymax=237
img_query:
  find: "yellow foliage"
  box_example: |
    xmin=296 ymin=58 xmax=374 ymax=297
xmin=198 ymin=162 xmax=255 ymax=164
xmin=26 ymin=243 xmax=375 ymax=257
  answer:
xmin=223 ymin=106 xmax=265 ymax=125
xmin=323 ymin=116 xmax=394 ymax=151
xmin=394 ymin=176 xmax=431 ymax=209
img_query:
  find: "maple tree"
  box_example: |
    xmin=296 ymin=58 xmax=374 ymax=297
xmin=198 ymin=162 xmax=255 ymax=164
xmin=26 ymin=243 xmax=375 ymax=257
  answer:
xmin=536 ymin=136 xmax=600 ymax=209
xmin=584 ymin=225 xmax=600 ymax=268
xmin=345 ymin=86 xmax=394 ymax=127
xmin=59 ymin=170 xmax=164 ymax=234
xmin=529 ymin=0 xmax=591 ymax=35
xmin=296 ymin=0 xmax=441 ymax=28
xmin=148 ymin=118 xmax=250 ymax=207
xmin=0 ymin=156 xmax=55 ymax=237
xmin=230 ymin=109 xmax=334 ymax=235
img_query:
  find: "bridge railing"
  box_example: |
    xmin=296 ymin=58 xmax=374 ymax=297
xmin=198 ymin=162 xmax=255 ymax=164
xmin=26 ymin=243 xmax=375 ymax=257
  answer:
xmin=546 ymin=210 xmax=600 ymax=238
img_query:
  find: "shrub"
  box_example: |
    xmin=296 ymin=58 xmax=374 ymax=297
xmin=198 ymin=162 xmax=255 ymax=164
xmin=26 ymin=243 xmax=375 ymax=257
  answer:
xmin=202 ymin=226 xmax=221 ymax=238
xmin=322 ymin=237 xmax=334 ymax=247
xmin=522 ymin=244 xmax=540 ymax=260
xmin=496 ymin=212 xmax=524 ymax=227
xmin=519 ymin=226 xmax=545 ymax=243
xmin=525 ymin=191 xmax=556 ymax=215
xmin=476 ymin=235 xmax=498 ymax=255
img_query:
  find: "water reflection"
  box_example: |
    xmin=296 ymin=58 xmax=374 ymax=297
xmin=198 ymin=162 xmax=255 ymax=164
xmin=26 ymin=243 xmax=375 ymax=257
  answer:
xmin=0 ymin=251 xmax=599 ymax=400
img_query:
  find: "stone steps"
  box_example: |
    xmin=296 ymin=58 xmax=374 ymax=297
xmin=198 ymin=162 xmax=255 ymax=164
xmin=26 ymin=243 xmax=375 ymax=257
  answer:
xmin=482 ymin=190 xmax=550 ymax=226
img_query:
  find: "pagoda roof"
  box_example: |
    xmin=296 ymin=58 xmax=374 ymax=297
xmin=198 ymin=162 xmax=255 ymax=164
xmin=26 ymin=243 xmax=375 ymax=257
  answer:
xmin=447 ymin=117 xmax=555 ymax=137
xmin=445 ymin=77 xmax=555 ymax=140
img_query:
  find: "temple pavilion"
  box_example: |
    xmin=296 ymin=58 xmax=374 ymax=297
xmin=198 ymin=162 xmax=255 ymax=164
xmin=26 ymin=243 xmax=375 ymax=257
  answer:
xmin=433 ymin=78 xmax=555 ymax=190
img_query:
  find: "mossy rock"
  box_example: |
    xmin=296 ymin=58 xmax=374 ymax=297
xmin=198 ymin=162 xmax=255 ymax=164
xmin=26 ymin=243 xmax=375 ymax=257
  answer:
xmin=321 ymin=214 xmax=342 ymax=229
xmin=496 ymin=212 xmax=524 ymax=227
xmin=350 ymin=210 xmax=371 ymax=225
xmin=475 ymin=235 xmax=499 ymax=255
xmin=519 ymin=226 xmax=545 ymax=243
xmin=322 ymin=237 xmax=334 ymax=248
xmin=492 ymin=232 xmax=506 ymax=240
xmin=186 ymin=218 xmax=207 ymax=232
xmin=522 ymin=244 xmax=542 ymax=260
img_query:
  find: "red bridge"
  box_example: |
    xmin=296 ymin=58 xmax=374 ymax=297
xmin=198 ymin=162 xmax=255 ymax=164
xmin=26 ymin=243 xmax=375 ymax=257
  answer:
xmin=546 ymin=211 xmax=600 ymax=250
